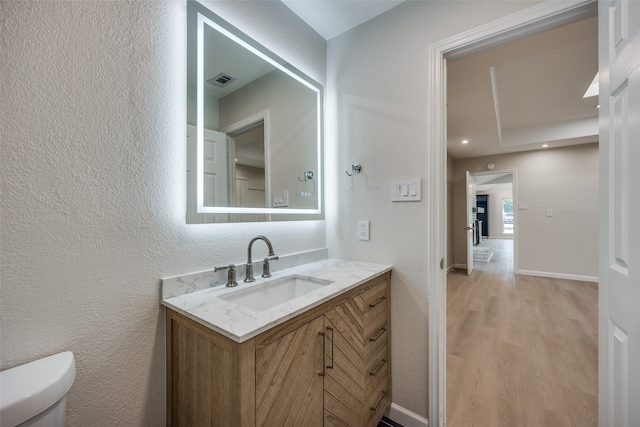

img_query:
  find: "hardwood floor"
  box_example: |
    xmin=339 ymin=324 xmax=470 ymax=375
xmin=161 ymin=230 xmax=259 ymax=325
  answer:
xmin=446 ymin=239 xmax=598 ymax=426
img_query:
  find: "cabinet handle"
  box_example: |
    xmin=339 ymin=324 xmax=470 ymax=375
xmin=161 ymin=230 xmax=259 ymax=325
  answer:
xmin=369 ymin=327 xmax=387 ymax=342
xmin=326 ymin=326 xmax=334 ymax=370
xmin=318 ymin=331 xmax=326 ymax=376
xmin=370 ymin=391 xmax=388 ymax=412
xmin=369 ymin=296 xmax=387 ymax=308
xmin=369 ymin=359 xmax=387 ymax=376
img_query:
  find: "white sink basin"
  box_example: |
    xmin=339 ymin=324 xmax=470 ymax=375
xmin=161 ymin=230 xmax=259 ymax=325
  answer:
xmin=220 ymin=275 xmax=334 ymax=312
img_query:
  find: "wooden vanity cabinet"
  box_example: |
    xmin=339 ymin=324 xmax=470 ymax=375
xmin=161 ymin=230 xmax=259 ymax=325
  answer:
xmin=166 ymin=271 xmax=390 ymax=427
xmin=323 ymin=277 xmax=390 ymax=426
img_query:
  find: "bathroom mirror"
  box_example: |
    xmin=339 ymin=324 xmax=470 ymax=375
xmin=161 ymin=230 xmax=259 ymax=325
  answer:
xmin=187 ymin=1 xmax=324 ymax=223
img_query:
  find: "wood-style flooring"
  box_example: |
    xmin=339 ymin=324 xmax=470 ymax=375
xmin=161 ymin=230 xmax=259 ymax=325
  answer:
xmin=447 ymin=239 xmax=598 ymax=426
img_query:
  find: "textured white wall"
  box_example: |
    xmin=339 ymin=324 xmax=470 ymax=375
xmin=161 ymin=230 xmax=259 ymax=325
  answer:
xmin=0 ymin=1 xmax=325 ymax=425
xmin=325 ymin=0 xmax=542 ymax=418
xmin=452 ymin=144 xmax=599 ymax=278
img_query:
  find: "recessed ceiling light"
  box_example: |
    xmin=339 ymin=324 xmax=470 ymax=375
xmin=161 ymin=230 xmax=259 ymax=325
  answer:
xmin=542 ymin=144 xmax=549 ymax=148
xmin=462 ymin=140 xmax=468 ymax=144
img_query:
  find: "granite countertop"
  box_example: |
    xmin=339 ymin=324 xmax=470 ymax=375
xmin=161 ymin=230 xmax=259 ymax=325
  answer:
xmin=162 ymin=258 xmax=391 ymax=343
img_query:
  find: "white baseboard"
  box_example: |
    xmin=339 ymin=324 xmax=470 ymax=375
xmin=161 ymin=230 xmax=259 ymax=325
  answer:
xmin=453 ymin=263 xmax=467 ymax=270
xmin=446 ymin=264 xmax=455 ymax=273
xmin=517 ymin=269 xmax=598 ymax=283
xmin=386 ymin=403 xmax=429 ymax=427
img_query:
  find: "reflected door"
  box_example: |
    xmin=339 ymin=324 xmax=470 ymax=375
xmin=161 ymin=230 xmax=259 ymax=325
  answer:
xmin=186 ymin=125 xmax=229 ymax=224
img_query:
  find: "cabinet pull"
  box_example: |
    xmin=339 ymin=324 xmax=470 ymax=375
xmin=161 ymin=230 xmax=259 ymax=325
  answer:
xmin=326 ymin=326 xmax=334 ymax=370
xmin=369 ymin=295 xmax=387 ymax=308
xmin=369 ymin=359 xmax=387 ymax=376
xmin=318 ymin=331 xmax=326 ymax=376
xmin=370 ymin=391 xmax=388 ymax=412
xmin=369 ymin=327 xmax=387 ymax=342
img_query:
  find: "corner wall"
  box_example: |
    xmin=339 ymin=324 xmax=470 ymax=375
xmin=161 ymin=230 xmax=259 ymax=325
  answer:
xmin=0 ymin=1 xmax=325 ymax=425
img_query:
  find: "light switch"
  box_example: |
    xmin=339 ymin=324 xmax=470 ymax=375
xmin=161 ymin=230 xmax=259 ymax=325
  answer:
xmin=518 ymin=202 xmax=528 ymax=210
xmin=391 ymin=179 xmax=421 ymax=202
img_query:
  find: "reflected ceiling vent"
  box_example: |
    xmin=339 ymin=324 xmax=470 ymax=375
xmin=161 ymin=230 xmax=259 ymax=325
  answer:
xmin=208 ymin=72 xmax=237 ymax=88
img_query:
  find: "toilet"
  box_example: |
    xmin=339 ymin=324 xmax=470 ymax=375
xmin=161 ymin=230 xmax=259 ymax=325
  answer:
xmin=0 ymin=351 xmax=76 ymax=427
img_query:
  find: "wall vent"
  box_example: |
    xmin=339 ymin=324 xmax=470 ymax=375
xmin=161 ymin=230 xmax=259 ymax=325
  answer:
xmin=207 ymin=72 xmax=237 ymax=88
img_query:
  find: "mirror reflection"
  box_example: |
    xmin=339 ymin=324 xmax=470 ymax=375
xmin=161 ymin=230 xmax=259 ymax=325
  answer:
xmin=187 ymin=1 xmax=323 ymax=223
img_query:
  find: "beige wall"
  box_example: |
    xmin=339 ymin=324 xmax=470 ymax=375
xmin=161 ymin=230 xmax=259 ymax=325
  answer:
xmin=452 ymin=143 xmax=599 ymax=280
xmin=0 ymin=1 xmax=325 ymax=425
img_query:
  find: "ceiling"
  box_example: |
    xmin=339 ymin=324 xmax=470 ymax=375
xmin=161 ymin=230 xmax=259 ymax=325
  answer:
xmin=475 ymin=172 xmax=513 ymax=193
xmin=279 ymin=1 xmax=598 ymax=160
xmin=281 ymin=0 xmax=404 ymax=40
xmin=447 ymin=15 xmax=599 ymax=159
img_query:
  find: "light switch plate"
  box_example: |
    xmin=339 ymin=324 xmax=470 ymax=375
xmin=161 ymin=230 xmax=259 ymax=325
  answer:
xmin=273 ymin=191 xmax=289 ymax=207
xmin=391 ymin=179 xmax=421 ymax=202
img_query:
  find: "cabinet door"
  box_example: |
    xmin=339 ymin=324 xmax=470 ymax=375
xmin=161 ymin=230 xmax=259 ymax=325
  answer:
xmin=255 ymin=316 xmax=324 ymax=427
xmin=324 ymin=300 xmax=366 ymax=426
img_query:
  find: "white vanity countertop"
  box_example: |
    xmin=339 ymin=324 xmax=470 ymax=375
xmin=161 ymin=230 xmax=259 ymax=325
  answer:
xmin=162 ymin=258 xmax=391 ymax=343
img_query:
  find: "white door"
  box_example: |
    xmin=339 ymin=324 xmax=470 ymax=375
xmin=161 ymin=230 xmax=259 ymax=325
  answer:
xmin=202 ymin=128 xmax=229 ymax=207
xmin=599 ymin=1 xmax=640 ymax=425
xmin=186 ymin=125 xmax=229 ymax=223
xmin=465 ymin=171 xmax=477 ymax=275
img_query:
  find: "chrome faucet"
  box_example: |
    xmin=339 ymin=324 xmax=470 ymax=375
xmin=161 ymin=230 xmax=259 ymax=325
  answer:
xmin=214 ymin=264 xmax=238 ymax=287
xmin=245 ymin=235 xmax=278 ymax=282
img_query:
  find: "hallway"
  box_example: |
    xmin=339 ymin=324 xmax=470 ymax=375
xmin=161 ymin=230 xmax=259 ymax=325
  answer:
xmin=446 ymin=239 xmax=597 ymax=426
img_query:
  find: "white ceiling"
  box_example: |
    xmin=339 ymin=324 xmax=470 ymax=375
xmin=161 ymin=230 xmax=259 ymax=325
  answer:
xmin=447 ymin=15 xmax=599 ymax=159
xmin=278 ymin=1 xmax=598 ymax=160
xmin=281 ymin=0 xmax=404 ymax=40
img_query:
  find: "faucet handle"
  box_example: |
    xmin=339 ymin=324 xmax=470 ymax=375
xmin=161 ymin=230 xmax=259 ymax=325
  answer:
xmin=214 ymin=264 xmax=238 ymax=287
xmin=262 ymin=255 xmax=279 ymax=278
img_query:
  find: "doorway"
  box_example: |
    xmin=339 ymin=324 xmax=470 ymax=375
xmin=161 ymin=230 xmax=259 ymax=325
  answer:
xmin=426 ymin=1 xmax=598 ymax=425
xmin=462 ymin=170 xmax=516 ymax=274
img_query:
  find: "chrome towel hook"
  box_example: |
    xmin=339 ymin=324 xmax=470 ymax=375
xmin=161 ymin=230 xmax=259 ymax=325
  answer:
xmin=346 ymin=164 xmax=362 ymax=176
xmin=298 ymin=171 xmax=314 ymax=182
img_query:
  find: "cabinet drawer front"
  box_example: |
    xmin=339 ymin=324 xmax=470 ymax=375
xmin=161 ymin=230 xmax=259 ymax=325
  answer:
xmin=365 ymin=334 xmax=388 ymax=375
xmin=367 ymin=393 xmax=390 ymax=426
xmin=366 ymin=363 xmax=390 ymax=424
xmin=361 ymin=280 xmax=388 ymax=315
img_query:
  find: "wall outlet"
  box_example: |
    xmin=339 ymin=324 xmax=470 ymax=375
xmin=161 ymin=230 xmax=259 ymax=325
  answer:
xmin=358 ymin=220 xmax=370 ymax=241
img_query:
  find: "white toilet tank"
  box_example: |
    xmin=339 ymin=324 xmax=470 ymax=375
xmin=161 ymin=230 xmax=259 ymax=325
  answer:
xmin=0 ymin=351 xmax=76 ymax=427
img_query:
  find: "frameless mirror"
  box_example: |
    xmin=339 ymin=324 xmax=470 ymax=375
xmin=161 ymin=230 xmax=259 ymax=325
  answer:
xmin=187 ymin=1 xmax=324 ymax=223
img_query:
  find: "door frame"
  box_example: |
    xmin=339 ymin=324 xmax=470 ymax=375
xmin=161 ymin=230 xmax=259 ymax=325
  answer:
xmin=425 ymin=1 xmax=596 ymax=425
